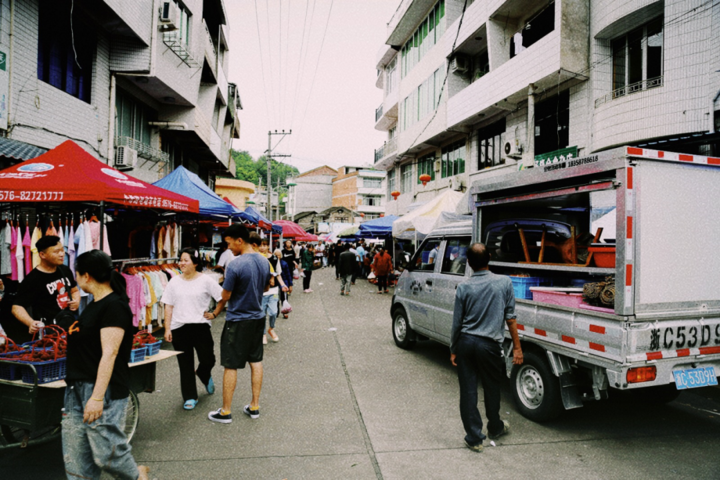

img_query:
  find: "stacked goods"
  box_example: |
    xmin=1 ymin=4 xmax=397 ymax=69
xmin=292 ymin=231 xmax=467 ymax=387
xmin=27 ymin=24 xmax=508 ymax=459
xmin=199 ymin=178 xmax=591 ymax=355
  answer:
xmin=0 ymin=335 xmax=24 ymax=380
xmin=13 ymin=326 xmax=68 ymax=384
xmin=132 ymin=331 xmax=161 ymax=361
xmin=583 ymin=276 xmax=615 ymax=308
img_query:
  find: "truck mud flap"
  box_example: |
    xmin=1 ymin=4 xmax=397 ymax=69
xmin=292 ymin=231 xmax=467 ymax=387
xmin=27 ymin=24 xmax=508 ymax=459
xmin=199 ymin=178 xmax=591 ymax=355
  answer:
xmin=547 ymin=351 xmax=583 ymax=410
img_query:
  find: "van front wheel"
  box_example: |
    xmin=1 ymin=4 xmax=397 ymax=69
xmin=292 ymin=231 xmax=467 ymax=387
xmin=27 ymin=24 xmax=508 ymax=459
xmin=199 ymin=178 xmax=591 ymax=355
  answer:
xmin=392 ymin=308 xmax=417 ymax=350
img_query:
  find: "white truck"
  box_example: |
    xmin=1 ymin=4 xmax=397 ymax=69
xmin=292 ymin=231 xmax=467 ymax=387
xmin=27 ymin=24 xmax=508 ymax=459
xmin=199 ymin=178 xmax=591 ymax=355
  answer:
xmin=391 ymin=146 xmax=720 ymax=421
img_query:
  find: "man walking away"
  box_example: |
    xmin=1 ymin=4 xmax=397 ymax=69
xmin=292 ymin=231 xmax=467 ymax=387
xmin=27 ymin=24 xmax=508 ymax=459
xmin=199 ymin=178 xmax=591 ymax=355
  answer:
xmin=450 ymin=243 xmax=523 ymax=452
xmin=338 ymin=244 xmax=356 ymax=296
xmin=208 ymin=225 xmax=271 ymax=424
xmin=301 ymin=244 xmax=315 ymax=293
xmin=372 ymin=246 xmax=393 ymax=294
xmin=334 ymin=241 xmax=344 ymax=280
xmin=352 ymin=241 xmax=365 ymax=284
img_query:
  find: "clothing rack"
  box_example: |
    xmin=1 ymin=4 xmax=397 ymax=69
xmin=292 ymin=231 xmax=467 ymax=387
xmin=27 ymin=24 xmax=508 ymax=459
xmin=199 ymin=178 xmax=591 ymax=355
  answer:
xmin=113 ymin=257 xmax=180 ymax=271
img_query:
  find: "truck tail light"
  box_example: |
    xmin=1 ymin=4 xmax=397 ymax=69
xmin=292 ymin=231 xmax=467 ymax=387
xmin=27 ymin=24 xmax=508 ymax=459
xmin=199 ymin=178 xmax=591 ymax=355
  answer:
xmin=627 ymin=366 xmax=657 ymax=384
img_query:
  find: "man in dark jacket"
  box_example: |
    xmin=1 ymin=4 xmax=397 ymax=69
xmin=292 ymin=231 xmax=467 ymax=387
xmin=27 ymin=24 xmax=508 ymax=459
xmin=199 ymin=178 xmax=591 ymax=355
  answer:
xmin=301 ymin=244 xmax=315 ymax=293
xmin=337 ymin=244 xmax=356 ymax=296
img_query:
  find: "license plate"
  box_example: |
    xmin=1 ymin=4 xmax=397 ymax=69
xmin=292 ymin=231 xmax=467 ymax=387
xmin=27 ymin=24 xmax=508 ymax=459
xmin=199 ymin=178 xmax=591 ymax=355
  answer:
xmin=673 ymin=366 xmax=718 ymax=390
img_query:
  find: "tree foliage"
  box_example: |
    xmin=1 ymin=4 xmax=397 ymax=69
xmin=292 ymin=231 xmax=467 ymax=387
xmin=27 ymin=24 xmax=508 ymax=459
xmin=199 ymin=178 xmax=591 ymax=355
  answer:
xmin=231 ymin=150 xmax=299 ymax=188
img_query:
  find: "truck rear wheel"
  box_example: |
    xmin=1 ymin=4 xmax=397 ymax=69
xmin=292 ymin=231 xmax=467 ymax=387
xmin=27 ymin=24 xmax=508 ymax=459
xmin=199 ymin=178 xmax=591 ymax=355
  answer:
xmin=392 ymin=308 xmax=416 ymax=350
xmin=510 ymin=351 xmax=563 ymax=422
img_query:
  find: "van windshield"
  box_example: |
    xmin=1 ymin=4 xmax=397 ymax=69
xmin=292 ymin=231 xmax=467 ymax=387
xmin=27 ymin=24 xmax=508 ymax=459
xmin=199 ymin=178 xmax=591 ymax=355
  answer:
xmin=409 ymin=239 xmax=442 ymax=272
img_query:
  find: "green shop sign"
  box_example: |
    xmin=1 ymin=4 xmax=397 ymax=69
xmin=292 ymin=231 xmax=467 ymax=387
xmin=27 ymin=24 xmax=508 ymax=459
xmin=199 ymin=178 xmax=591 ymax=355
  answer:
xmin=534 ymin=146 xmax=578 ymax=167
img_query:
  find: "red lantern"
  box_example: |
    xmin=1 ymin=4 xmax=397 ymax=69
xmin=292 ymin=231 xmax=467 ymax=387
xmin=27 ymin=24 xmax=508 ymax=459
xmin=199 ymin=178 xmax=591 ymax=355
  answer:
xmin=360 ymin=213 xmax=365 ymax=218
xmin=380 ymin=214 xmax=384 ymax=217
xmin=419 ymin=173 xmax=431 ymax=187
xmin=391 ymin=190 xmax=400 ymax=201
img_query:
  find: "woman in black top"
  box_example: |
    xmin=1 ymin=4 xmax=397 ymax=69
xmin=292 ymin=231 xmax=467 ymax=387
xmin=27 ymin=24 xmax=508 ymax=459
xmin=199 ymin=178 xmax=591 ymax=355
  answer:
xmin=281 ymin=240 xmax=297 ymax=294
xmin=63 ymin=250 xmax=149 ymax=480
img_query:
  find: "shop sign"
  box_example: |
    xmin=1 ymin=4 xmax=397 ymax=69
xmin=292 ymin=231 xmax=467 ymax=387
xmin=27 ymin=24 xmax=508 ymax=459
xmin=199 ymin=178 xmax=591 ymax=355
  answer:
xmin=0 ymin=50 xmax=8 ymax=130
xmin=534 ymin=146 xmax=578 ymax=167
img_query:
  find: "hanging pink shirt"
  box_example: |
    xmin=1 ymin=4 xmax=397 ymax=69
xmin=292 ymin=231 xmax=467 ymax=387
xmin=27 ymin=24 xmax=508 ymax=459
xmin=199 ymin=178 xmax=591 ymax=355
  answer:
xmin=9 ymin=226 xmax=17 ymax=281
xmin=23 ymin=226 xmax=32 ymax=274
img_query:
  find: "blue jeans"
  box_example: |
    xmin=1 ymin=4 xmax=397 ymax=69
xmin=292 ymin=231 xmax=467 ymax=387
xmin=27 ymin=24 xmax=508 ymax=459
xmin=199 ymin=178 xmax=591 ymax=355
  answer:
xmin=262 ymin=294 xmax=279 ymax=330
xmin=456 ymin=334 xmax=505 ymax=446
xmin=62 ymin=381 xmax=139 ymax=480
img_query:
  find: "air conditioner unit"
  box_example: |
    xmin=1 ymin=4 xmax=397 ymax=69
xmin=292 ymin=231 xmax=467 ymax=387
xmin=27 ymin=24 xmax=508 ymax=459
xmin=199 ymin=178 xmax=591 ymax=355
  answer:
xmin=115 ymin=146 xmax=138 ymax=170
xmin=159 ymin=1 xmax=180 ymax=31
xmin=450 ymin=55 xmax=469 ymax=74
xmin=449 ymin=177 xmax=465 ymax=191
xmin=504 ymin=141 xmax=523 ymax=159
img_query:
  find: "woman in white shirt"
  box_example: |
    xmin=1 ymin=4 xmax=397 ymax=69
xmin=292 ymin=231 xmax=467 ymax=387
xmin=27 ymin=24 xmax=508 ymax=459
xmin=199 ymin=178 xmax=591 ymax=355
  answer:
xmin=162 ymin=248 xmax=223 ymax=410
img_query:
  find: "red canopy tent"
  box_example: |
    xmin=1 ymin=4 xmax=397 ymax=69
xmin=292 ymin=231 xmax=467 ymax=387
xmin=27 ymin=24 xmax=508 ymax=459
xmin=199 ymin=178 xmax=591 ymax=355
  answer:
xmin=273 ymin=220 xmax=307 ymax=239
xmin=296 ymin=233 xmax=318 ymax=242
xmin=0 ymin=141 xmax=199 ymax=213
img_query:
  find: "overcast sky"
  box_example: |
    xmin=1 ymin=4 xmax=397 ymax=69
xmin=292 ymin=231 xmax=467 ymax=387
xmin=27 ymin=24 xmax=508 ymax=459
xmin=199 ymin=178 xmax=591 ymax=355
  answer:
xmin=226 ymin=0 xmax=400 ymax=175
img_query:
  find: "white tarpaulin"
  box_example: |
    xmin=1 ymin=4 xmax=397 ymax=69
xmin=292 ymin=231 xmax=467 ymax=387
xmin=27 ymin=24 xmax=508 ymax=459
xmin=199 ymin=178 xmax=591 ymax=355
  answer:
xmin=392 ymin=190 xmax=464 ymax=236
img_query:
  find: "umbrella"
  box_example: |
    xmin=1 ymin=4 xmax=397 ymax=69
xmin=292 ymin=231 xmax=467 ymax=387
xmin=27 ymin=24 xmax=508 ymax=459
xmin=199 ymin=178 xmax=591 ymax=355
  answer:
xmin=296 ymin=233 xmax=318 ymax=242
xmin=273 ymin=219 xmax=308 ymax=238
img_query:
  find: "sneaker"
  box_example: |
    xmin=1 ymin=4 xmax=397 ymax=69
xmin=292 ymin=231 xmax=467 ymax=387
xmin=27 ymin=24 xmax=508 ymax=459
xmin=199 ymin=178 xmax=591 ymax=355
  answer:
xmin=206 ymin=377 xmax=215 ymax=395
xmin=263 ymin=335 xmax=268 ymax=345
xmin=488 ymin=420 xmax=510 ymax=440
xmin=464 ymin=440 xmax=483 ymax=452
xmin=268 ymin=329 xmax=279 ymax=342
xmin=208 ymin=408 xmax=232 ymax=424
xmin=243 ymin=404 xmax=260 ymax=419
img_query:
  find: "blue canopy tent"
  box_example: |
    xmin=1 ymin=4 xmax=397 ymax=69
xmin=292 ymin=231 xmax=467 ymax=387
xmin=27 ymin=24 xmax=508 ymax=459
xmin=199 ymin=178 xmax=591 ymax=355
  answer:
xmin=358 ymin=215 xmax=400 ymax=238
xmin=244 ymin=206 xmax=283 ymax=235
xmin=153 ymin=166 xmax=252 ymax=221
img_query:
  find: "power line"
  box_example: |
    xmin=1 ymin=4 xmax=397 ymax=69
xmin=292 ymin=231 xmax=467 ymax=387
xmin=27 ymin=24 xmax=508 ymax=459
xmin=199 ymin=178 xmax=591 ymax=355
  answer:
xmin=295 ymin=0 xmax=335 ymax=147
xmin=252 ymin=0 xmax=272 ymax=129
xmin=290 ymin=0 xmax=317 ymax=133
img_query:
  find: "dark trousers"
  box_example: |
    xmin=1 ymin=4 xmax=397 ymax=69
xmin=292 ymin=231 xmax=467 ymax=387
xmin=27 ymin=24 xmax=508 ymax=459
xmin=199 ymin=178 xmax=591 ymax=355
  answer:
xmin=335 ymin=262 xmax=340 ymax=279
xmin=351 ymin=263 xmax=361 ymax=283
xmin=456 ymin=334 xmax=505 ymax=446
xmin=171 ymin=323 xmax=216 ymax=401
xmin=303 ymin=269 xmax=312 ymax=290
xmin=377 ymin=275 xmax=388 ymax=291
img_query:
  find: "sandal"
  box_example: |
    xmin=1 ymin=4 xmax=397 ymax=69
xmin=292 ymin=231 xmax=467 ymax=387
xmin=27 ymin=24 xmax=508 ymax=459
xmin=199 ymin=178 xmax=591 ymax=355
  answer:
xmin=184 ymin=399 xmax=198 ymax=410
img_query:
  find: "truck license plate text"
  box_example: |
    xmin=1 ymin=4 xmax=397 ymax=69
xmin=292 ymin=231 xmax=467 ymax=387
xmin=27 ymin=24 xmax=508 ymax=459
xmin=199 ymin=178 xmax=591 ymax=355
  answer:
xmin=650 ymin=325 xmax=720 ymax=351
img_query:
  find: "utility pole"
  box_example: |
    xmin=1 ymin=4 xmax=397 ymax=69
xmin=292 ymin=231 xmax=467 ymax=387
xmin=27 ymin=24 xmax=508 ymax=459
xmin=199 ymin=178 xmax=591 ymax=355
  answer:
xmin=265 ymin=129 xmax=292 ymax=222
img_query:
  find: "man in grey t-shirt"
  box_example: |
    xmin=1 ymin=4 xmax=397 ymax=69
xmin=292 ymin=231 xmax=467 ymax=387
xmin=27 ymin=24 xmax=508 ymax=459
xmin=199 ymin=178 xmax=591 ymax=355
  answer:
xmin=208 ymin=224 xmax=271 ymax=424
xmin=450 ymin=243 xmax=523 ymax=452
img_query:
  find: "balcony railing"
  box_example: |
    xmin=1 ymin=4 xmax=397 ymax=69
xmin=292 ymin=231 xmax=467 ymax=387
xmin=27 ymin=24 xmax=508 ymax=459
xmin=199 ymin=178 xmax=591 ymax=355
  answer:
xmin=374 ymin=137 xmax=397 ymax=163
xmin=375 ymin=104 xmax=384 ymax=123
xmin=594 ymin=76 xmax=663 ymax=108
xmin=162 ymin=31 xmax=199 ymax=68
xmin=203 ymin=20 xmax=218 ymax=74
xmin=115 ymin=136 xmax=169 ymax=163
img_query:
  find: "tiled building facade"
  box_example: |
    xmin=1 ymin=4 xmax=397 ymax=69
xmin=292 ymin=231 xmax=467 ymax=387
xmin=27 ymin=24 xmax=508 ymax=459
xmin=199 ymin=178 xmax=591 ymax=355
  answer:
xmin=374 ymin=0 xmax=720 ymax=216
xmin=0 ymin=0 xmax=239 ymax=186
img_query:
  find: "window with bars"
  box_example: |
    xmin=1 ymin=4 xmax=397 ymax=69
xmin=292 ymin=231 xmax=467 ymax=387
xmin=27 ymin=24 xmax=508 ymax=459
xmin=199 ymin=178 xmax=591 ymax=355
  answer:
xmin=534 ymin=90 xmax=569 ymax=156
xmin=387 ymin=168 xmax=397 ymax=195
xmin=362 ymin=195 xmax=382 ymax=206
xmin=509 ymin=1 xmax=555 ymax=59
xmin=363 ymin=178 xmax=382 ymax=188
xmin=417 ymin=154 xmax=436 ymax=183
xmin=116 ymin=90 xmax=156 ymax=146
xmin=401 ymin=164 xmax=413 ymax=193
xmin=477 ymin=119 xmax=506 ymax=170
xmin=612 ymin=17 xmax=663 ymax=97
xmin=401 ymin=0 xmax=445 ymax=78
xmin=441 ymin=141 xmax=465 ymax=178
xmin=401 ymin=68 xmax=442 ymax=131
xmin=37 ymin=0 xmax=94 ymax=104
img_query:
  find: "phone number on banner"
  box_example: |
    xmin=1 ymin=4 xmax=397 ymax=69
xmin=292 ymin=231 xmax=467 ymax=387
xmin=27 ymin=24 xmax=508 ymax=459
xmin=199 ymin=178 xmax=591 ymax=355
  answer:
xmin=0 ymin=191 xmax=65 ymax=201
xmin=123 ymin=194 xmax=190 ymax=211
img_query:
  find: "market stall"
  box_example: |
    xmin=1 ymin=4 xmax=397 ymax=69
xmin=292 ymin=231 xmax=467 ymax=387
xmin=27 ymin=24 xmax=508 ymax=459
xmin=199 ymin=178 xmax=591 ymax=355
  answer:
xmin=392 ymin=190 xmax=463 ymax=245
xmin=272 ymin=219 xmax=308 ymax=239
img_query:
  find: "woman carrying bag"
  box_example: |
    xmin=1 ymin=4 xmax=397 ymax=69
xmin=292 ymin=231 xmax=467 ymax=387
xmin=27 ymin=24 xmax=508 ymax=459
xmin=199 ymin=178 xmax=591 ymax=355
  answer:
xmin=63 ymin=250 xmax=149 ymax=480
xmin=162 ymin=248 xmax=224 ymax=410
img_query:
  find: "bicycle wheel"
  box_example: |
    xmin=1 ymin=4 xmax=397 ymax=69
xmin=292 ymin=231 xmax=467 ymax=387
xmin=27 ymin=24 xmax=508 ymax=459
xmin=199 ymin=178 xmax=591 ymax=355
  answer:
xmin=123 ymin=391 xmax=139 ymax=443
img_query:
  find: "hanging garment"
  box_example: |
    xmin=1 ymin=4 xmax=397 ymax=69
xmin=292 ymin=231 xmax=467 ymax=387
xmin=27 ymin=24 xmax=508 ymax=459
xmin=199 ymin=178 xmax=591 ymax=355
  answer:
xmin=172 ymin=225 xmax=179 ymax=257
xmin=63 ymin=225 xmax=70 ymax=266
xmin=10 ymin=226 xmax=17 ymax=281
xmin=46 ymin=224 xmax=57 ymax=236
xmin=102 ymin=224 xmax=111 ymax=257
xmin=157 ymin=226 xmax=165 ymax=259
xmin=163 ymin=226 xmax=171 ymax=259
xmin=84 ymin=220 xmax=93 ymax=254
xmin=150 ymin=230 xmax=157 ymax=259
xmin=68 ymin=224 xmax=76 ymax=275
xmin=15 ymin=226 xmax=24 ymax=282
xmin=30 ymin=226 xmax=42 ymax=268
xmin=23 ymin=226 xmax=31 ymax=274
xmin=88 ymin=221 xmax=100 ymax=250
xmin=0 ymin=224 xmax=11 ymax=275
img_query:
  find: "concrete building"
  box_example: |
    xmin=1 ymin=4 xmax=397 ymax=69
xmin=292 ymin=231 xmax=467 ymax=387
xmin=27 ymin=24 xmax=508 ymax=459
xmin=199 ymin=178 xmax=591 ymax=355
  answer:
xmin=215 ymin=178 xmax=255 ymax=209
xmin=0 ymin=0 xmax=239 ymax=186
xmin=331 ymin=166 xmax=387 ymax=220
xmin=285 ymin=165 xmax=337 ymax=220
xmin=374 ymin=0 xmax=720 ymax=216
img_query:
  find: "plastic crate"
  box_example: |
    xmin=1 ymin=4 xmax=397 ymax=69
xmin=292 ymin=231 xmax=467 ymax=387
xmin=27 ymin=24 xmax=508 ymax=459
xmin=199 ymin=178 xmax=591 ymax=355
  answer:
xmin=130 ymin=347 xmax=147 ymax=363
xmin=145 ymin=341 xmax=162 ymax=357
xmin=530 ymin=287 xmax=584 ymax=309
xmin=0 ymin=352 xmax=23 ymax=381
xmin=510 ymin=276 xmax=544 ymax=299
xmin=18 ymin=357 xmax=67 ymax=384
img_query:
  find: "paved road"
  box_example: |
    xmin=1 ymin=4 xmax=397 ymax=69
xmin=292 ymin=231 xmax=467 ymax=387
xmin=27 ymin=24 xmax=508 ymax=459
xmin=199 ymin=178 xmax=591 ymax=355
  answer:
xmin=2 ymin=266 xmax=720 ymax=479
